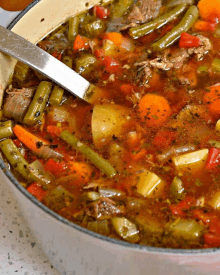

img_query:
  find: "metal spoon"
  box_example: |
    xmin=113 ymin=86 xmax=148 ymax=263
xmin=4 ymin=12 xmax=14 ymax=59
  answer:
xmin=0 ymin=25 xmax=95 ymax=102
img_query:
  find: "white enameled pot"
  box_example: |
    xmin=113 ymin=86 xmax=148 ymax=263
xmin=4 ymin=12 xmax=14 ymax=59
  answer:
xmin=1 ymin=1 xmax=220 ymax=274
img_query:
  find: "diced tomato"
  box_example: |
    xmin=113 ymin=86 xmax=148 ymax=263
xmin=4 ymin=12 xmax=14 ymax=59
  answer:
xmin=204 ymin=233 xmax=220 ymax=247
xmin=50 ymin=51 xmax=62 ymax=60
xmin=13 ymin=139 xmax=23 ymax=148
xmin=194 ymin=20 xmax=217 ymax=32
xmin=179 ymin=32 xmax=201 ymax=48
xmin=94 ymin=48 xmax=105 ymax=61
xmin=209 ymin=217 xmax=220 ymax=235
xmin=153 ymin=130 xmax=177 ymax=149
xmin=125 ymin=131 xmax=142 ymax=150
xmin=170 ymin=197 xmax=195 ymax=217
xmin=44 ymin=158 xmax=68 ymax=176
xmin=47 ymin=125 xmax=62 ymax=137
xmin=192 ymin=209 xmax=216 ymax=224
xmin=103 ymin=56 xmax=120 ymax=73
xmin=27 ymin=183 xmax=47 ymax=202
xmin=93 ymin=5 xmax=110 ymax=19
xmin=120 ymin=84 xmax=135 ymax=95
xmin=73 ymin=35 xmax=90 ymax=51
xmin=206 ymin=148 xmax=220 ymax=170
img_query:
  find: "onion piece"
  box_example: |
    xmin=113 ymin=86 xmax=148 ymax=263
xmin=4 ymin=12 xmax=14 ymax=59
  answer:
xmin=92 ymin=104 xmax=130 ymax=149
xmin=37 ymin=145 xmax=63 ymax=160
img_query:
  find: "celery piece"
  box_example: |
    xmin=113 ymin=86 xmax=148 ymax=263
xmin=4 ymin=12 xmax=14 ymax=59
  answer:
xmin=170 ymin=176 xmax=184 ymax=199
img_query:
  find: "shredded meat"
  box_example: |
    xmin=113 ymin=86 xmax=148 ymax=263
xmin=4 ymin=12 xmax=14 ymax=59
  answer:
xmin=127 ymin=0 xmax=162 ymax=24
xmin=3 ymin=87 xmax=35 ymax=122
xmin=120 ymin=0 xmax=162 ymax=30
xmin=187 ymin=35 xmax=212 ymax=60
xmin=85 ymin=197 xmax=125 ymax=219
xmin=135 ymin=60 xmax=152 ymax=85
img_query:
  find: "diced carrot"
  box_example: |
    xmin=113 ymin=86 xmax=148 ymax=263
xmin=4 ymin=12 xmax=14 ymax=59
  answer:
xmin=47 ymin=125 xmax=62 ymax=137
xmin=73 ymin=35 xmax=90 ymax=51
xmin=204 ymin=85 xmax=220 ymax=114
xmin=138 ymin=94 xmax=171 ymax=127
xmin=194 ymin=20 xmax=217 ymax=32
xmin=153 ymin=130 xmax=177 ymax=149
xmin=103 ymin=32 xmax=123 ymax=46
xmin=44 ymin=158 xmax=68 ymax=176
xmin=204 ymin=233 xmax=220 ymax=247
xmin=27 ymin=183 xmax=47 ymax=202
xmin=69 ymin=162 xmax=93 ymax=184
xmin=13 ymin=125 xmax=48 ymax=153
xmin=198 ymin=0 xmax=220 ymax=23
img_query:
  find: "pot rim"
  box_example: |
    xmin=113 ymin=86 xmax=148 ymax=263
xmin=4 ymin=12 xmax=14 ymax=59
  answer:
xmin=3 ymin=0 xmax=220 ymax=256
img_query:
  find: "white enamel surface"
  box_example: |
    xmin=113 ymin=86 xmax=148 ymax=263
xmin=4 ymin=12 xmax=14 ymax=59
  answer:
xmin=1 ymin=1 xmax=220 ymax=275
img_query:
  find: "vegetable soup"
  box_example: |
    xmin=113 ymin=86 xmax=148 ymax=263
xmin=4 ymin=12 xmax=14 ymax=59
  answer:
xmin=2 ymin=0 xmax=220 ymax=248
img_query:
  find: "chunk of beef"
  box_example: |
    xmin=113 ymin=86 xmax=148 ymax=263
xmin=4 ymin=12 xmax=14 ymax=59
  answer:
xmin=135 ymin=60 xmax=152 ymax=85
xmin=127 ymin=0 xmax=162 ymax=24
xmin=3 ymin=87 xmax=35 ymax=122
xmin=187 ymin=35 xmax=212 ymax=60
xmin=85 ymin=197 xmax=125 ymax=219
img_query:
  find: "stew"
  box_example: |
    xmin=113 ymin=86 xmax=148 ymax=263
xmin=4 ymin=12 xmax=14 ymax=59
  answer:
xmin=2 ymin=0 xmax=220 ymax=249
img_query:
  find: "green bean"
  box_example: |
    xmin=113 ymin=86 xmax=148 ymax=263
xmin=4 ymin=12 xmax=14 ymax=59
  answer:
xmin=0 ymin=139 xmax=34 ymax=181
xmin=84 ymin=19 xmax=106 ymax=37
xmin=129 ymin=4 xmax=187 ymax=39
xmin=111 ymin=0 xmax=134 ymax=18
xmin=60 ymin=130 xmax=116 ymax=178
xmin=14 ymin=61 xmax=30 ymax=83
xmin=29 ymin=159 xmax=55 ymax=186
xmin=62 ymin=55 xmax=73 ymax=68
xmin=0 ymin=120 xmax=13 ymax=139
xmin=68 ymin=16 xmax=80 ymax=41
xmin=34 ymin=70 xmax=48 ymax=81
xmin=44 ymin=185 xmax=74 ymax=211
xmin=152 ymin=5 xmax=199 ymax=51
xmin=212 ymin=58 xmax=220 ymax=72
xmin=49 ymin=85 xmax=64 ymax=106
xmin=170 ymin=176 xmax=184 ymax=199
xmin=23 ymin=81 xmax=52 ymax=126
xmin=166 ymin=0 xmax=195 ymax=8
xmin=75 ymin=54 xmax=97 ymax=75
xmin=87 ymin=220 xmax=110 ymax=235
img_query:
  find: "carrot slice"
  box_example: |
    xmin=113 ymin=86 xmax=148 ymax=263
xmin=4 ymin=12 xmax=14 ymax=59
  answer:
xmin=103 ymin=32 xmax=123 ymax=46
xmin=13 ymin=125 xmax=48 ymax=153
xmin=139 ymin=94 xmax=171 ymax=127
xmin=198 ymin=0 xmax=220 ymax=23
xmin=204 ymin=85 xmax=220 ymax=115
xmin=73 ymin=35 xmax=90 ymax=51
